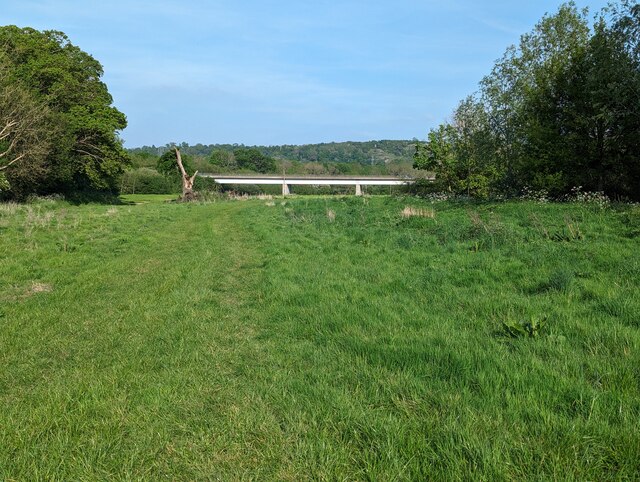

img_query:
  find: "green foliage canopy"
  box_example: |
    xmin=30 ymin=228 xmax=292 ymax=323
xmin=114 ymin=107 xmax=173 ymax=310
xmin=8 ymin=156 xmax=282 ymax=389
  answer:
xmin=0 ymin=26 xmax=129 ymax=197
xmin=131 ymin=140 xmax=415 ymax=168
xmin=414 ymin=97 xmax=498 ymax=198
xmin=209 ymin=149 xmax=236 ymax=171
xmin=232 ymin=148 xmax=277 ymax=173
xmin=156 ymin=149 xmax=195 ymax=178
xmin=415 ymin=1 xmax=640 ymax=200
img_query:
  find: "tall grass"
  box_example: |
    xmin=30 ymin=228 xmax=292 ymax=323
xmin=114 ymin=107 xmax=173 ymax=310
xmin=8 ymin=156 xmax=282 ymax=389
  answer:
xmin=0 ymin=196 xmax=638 ymax=479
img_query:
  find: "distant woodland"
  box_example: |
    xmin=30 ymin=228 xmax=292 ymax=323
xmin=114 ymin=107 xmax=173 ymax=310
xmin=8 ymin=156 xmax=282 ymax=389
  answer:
xmin=120 ymin=141 xmax=418 ymax=194
xmin=129 ymin=140 xmax=415 ymax=171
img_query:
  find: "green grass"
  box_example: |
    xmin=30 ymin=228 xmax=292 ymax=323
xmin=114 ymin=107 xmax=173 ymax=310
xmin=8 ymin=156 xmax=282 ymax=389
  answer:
xmin=1 ymin=195 xmax=639 ymax=480
xmin=119 ymin=193 xmax=178 ymax=204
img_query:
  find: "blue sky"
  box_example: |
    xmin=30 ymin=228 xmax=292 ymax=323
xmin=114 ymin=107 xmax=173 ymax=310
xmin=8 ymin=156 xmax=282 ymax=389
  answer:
xmin=4 ymin=0 xmax=609 ymax=147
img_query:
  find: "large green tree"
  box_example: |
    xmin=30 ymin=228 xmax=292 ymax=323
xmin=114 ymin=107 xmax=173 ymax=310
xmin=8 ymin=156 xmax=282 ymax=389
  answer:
xmin=560 ymin=18 xmax=640 ymax=195
xmin=609 ymin=0 xmax=640 ymax=60
xmin=416 ymin=1 xmax=640 ymax=200
xmin=480 ymin=2 xmax=591 ymax=194
xmin=0 ymin=26 xmax=129 ymax=197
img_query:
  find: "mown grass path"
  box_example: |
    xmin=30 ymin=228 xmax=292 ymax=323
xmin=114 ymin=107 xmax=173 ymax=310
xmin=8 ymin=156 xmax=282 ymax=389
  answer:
xmin=1 ymin=201 xmax=279 ymax=479
xmin=1 ymin=197 xmax=639 ymax=480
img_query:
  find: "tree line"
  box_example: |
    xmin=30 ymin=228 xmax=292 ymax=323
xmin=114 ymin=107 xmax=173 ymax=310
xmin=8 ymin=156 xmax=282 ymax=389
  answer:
xmin=414 ymin=1 xmax=640 ymax=200
xmin=130 ymin=140 xmax=415 ymax=167
xmin=121 ymin=143 xmax=416 ymax=195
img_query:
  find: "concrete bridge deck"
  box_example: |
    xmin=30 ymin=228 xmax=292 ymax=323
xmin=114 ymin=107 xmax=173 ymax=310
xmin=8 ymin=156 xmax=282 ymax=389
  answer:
xmin=198 ymin=174 xmax=423 ymax=195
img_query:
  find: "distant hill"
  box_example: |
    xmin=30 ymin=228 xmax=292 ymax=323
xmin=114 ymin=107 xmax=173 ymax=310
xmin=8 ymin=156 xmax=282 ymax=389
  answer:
xmin=128 ymin=140 xmax=417 ymax=166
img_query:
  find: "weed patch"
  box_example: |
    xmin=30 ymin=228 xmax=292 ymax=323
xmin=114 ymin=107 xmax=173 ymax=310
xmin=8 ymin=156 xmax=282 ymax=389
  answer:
xmin=501 ymin=316 xmax=548 ymax=338
xmin=550 ymin=216 xmax=584 ymax=241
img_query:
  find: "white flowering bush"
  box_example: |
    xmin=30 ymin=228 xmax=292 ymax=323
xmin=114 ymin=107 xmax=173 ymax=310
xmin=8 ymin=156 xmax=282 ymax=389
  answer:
xmin=424 ymin=192 xmax=452 ymax=202
xmin=564 ymin=186 xmax=610 ymax=209
xmin=521 ymin=186 xmax=550 ymax=203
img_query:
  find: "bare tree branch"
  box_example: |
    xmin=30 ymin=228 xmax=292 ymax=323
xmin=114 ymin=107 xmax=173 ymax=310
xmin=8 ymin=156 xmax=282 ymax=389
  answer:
xmin=175 ymin=147 xmax=188 ymax=178
xmin=174 ymin=147 xmax=197 ymax=201
xmin=0 ymin=153 xmax=25 ymax=172
xmin=0 ymin=64 xmax=52 ymax=177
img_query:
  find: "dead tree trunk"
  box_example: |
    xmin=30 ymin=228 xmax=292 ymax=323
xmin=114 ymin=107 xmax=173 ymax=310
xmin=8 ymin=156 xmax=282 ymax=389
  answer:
xmin=175 ymin=147 xmax=198 ymax=201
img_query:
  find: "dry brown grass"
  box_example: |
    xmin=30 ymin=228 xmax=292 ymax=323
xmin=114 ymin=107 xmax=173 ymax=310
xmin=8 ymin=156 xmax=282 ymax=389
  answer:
xmin=401 ymin=206 xmax=435 ymax=219
xmin=24 ymin=207 xmax=56 ymax=235
xmin=1 ymin=281 xmax=54 ymax=302
xmin=226 ymin=193 xmax=274 ymax=201
xmin=28 ymin=282 xmax=53 ymax=295
xmin=0 ymin=202 xmax=21 ymax=216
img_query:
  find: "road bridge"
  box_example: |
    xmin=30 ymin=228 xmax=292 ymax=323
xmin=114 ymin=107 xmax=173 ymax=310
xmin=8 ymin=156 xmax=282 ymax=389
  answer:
xmin=198 ymin=174 xmax=424 ymax=196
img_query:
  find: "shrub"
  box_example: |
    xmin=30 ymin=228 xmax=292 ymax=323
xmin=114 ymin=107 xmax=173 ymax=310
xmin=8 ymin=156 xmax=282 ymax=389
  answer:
xmin=530 ymin=171 xmax=566 ymax=197
xmin=195 ymin=176 xmax=222 ymax=192
xmin=220 ymin=184 xmax=280 ymax=196
xmin=120 ymin=168 xmax=178 ymax=194
xmin=457 ymin=174 xmax=492 ymax=199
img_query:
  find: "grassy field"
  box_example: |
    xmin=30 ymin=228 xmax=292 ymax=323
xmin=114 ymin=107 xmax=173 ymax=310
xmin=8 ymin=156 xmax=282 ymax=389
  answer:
xmin=1 ymin=195 xmax=639 ymax=480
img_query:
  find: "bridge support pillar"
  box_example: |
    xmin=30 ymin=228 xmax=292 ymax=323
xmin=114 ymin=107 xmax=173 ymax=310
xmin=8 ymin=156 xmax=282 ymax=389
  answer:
xmin=355 ymin=183 xmax=363 ymax=196
xmin=282 ymin=182 xmax=290 ymax=196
